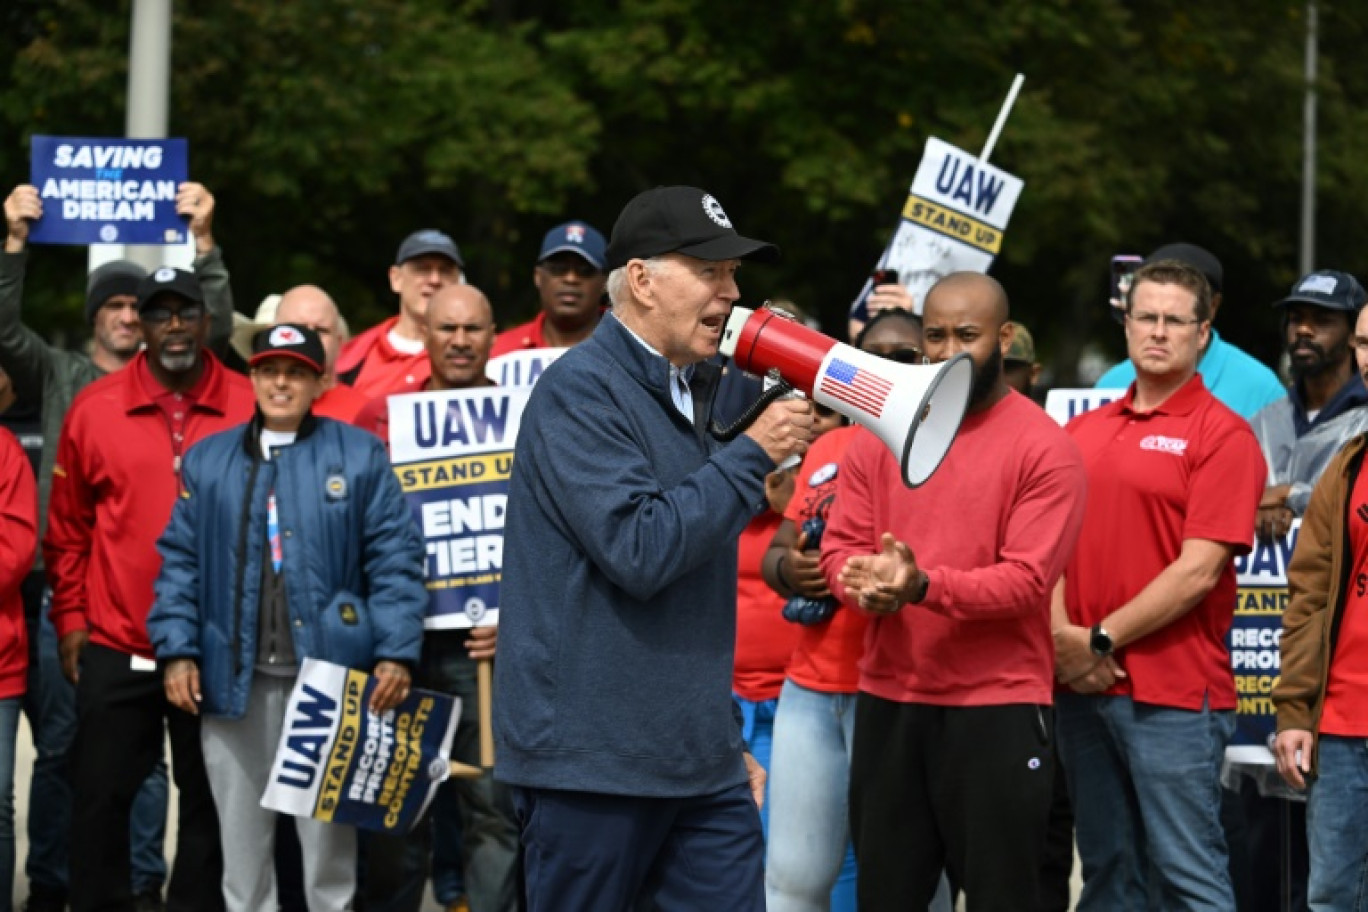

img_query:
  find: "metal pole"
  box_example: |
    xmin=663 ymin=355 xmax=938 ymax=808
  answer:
xmin=1299 ymin=0 xmax=1318 ymax=275
xmin=90 ymin=0 xmax=173 ymax=273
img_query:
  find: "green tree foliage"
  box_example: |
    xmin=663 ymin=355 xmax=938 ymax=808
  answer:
xmin=2 ymin=0 xmax=1365 ymax=381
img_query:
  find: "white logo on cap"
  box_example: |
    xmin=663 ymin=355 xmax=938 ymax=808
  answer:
xmin=702 ymin=194 xmax=732 ymax=228
xmin=1299 ymin=274 xmax=1339 ymax=296
xmin=269 ymin=325 xmax=305 ymax=346
xmin=153 ymin=266 xmax=176 ymax=283
xmin=566 ymin=224 xmax=585 ymax=243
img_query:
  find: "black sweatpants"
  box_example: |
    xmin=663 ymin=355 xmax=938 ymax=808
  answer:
xmin=849 ymin=694 xmax=1055 ymax=912
xmin=68 ymin=643 xmax=224 ymax=912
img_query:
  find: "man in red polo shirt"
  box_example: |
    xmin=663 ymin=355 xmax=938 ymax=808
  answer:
xmin=491 ymin=220 xmax=607 ymax=357
xmin=44 ymin=267 xmax=255 ymax=912
xmin=823 ymin=272 xmax=1087 ymax=911
xmin=1054 ymin=260 xmax=1265 ymax=911
xmin=338 ymin=230 xmax=463 ymax=398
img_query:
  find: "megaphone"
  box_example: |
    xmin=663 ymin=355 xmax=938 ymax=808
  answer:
xmin=719 ymin=305 xmax=974 ymax=488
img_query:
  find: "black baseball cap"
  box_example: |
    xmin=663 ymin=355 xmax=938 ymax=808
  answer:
xmin=1146 ymin=243 xmax=1222 ymax=294
xmin=1274 ymin=270 xmax=1367 ymax=313
xmin=604 ymin=186 xmax=779 ymax=270
xmin=250 ymin=323 xmax=325 ymax=375
xmin=136 ymin=266 xmax=204 ymax=312
xmin=396 ymin=230 xmax=464 ymax=268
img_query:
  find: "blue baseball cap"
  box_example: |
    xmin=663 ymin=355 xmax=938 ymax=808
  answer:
xmin=537 ymin=221 xmax=606 ymax=271
xmin=1275 ymin=270 xmax=1367 ymax=313
xmin=395 ymin=230 xmax=463 ymax=268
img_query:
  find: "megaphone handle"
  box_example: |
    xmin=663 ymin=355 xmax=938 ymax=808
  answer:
xmin=765 ymin=370 xmax=804 ymax=472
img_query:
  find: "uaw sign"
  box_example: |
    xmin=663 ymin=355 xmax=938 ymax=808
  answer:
xmin=485 ymin=347 xmax=567 ymax=388
xmin=389 ymin=387 xmax=531 ymax=629
xmin=29 ymin=136 xmax=188 ymax=246
xmin=1046 ymin=388 xmax=1287 ymax=766
xmin=262 ymin=659 xmax=459 ymax=834
xmin=852 ymin=136 xmax=1024 ymax=319
xmin=1226 ymin=522 xmax=1298 ymax=765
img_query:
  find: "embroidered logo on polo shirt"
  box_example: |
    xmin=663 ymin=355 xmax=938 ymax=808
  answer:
xmin=1139 ymin=434 xmax=1188 ymax=455
xmin=1356 ymin=503 xmax=1368 ymax=524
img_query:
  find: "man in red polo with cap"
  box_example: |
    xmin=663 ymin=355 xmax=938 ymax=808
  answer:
xmin=44 ymin=267 xmax=255 ymax=912
xmin=491 ymin=220 xmax=608 ymax=357
xmin=1054 ymin=259 xmax=1266 ymax=910
xmin=338 ymin=230 xmax=464 ymax=399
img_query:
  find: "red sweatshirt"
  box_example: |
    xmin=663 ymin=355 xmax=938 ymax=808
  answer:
xmin=821 ymin=391 xmax=1087 ymax=706
xmin=44 ymin=352 xmax=254 ymax=658
xmin=0 ymin=430 xmax=37 ymax=700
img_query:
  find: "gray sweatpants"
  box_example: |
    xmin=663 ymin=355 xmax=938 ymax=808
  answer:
xmin=201 ymin=673 xmax=357 ymax=911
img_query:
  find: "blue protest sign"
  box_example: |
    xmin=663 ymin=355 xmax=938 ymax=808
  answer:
xmin=388 ymin=388 xmax=531 ymax=629
xmin=263 ymin=659 xmax=460 ymax=834
xmin=28 ymin=135 xmax=188 ymax=246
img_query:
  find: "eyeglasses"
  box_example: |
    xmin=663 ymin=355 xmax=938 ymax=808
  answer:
xmin=539 ymin=259 xmax=601 ymax=279
xmin=1127 ymin=311 xmax=1203 ymax=331
xmin=881 ymin=347 xmax=925 ymax=364
xmin=140 ymin=303 xmax=205 ymax=325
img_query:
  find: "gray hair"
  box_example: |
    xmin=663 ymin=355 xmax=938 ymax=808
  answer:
xmin=606 ymin=257 xmax=668 ymax=308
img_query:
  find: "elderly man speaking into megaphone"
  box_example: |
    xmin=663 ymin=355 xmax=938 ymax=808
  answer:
xmin=494 ymin=186 xmax=813 ymax=911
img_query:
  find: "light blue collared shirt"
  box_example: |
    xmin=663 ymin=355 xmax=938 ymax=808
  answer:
xmin=611 ymin=313 xmax=695 ymax=423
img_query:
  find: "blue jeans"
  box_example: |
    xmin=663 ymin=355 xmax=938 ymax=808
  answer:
xmin=1307 ymin=735 xmax=1368 ymax=911
xmin=764 ymin=680 xmax=859 ymax=912
xmin=26 ymin=602 xmax=168 ymax=897
xmin=0 ymin=696 xmax=20 ymax=912
xmin=1056 ymin=693 xmax=1236 ymax=911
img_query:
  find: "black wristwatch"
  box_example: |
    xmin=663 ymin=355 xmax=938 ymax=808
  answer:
xmin=1090 ymin=623 xmax=1115 ymax=658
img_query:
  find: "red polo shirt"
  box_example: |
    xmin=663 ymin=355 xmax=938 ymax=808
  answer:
xmin=336 ymin=315 xmax=431 ymax=399
xmin=44 ymin=352 xmax=255 ymax=659
xmin=1064 ymin=374 xmax=1265 ymax=711
xmin=491 ymin=312 xmax=552 ymax=358
xmin=312 ymin=382 xmax=370 ymax=424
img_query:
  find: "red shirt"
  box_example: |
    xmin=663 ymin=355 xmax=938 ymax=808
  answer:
xmin=1318 ymin=466 xmax=1368 ymax=735
xmin=313 ymin=382 xmax=370 ymax=424
xmin=491 ymin=312 xmax=552 ymax=358
xmin=822 ymin=392 xmax=1087 ymax=706
xmin=733 ymin=510 xmax=799 ymax=701
xmin=44 ymin=352 xmax=255 ymax=658
xmin=490 ymin=310 xmax=604 ymax=358
xmin=784 ymin=426 xmax=868 ymax=694
xmin=1064 ymin=375 xmax=1265 ymax=711
xmin=0 ymin=430 xmax=37 ymax=700
xmin=336 ymin=316 xmax=431 ymax=400
xmin=352 ymin=376 xmax=427 ymax=444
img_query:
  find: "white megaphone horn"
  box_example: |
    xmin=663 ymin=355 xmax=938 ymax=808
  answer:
xmin=719 ymin=305 xmax=974 ymax=488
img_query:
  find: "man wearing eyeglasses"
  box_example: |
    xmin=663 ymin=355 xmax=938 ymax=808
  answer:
xmin=1053 ymin=260 xmax=1266 ymax=910
xmin=490 ymin=221 xmax=608 ymax=357
xmin=44 ymin=267 xmax=255 ymax=911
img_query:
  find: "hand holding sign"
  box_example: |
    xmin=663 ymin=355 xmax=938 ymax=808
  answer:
xmin=369 ymin=659 xmax=412 ymax=714
xmin=174 ymin=182 xmax=215 ymax=255
xmin=4 ymin=184 xmax=40 ymax=253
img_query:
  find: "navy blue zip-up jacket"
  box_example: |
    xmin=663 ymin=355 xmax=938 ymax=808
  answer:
xmin=148 ymin=412 xmax=427 ymax=719
xmin=493 ymin=313 xmax=777 ymax=797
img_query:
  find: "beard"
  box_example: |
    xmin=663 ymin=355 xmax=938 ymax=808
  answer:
xmin=1287 ymin=340 xmax=1347 ymax=382
xmin=969 ymin=346 xmax=1003 ymax=407
xmin=158 ymin=348 xmax=199 ymax=373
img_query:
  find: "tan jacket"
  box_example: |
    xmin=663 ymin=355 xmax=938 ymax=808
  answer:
xmin=1274 ymin=433 xmax=1368 ymax=768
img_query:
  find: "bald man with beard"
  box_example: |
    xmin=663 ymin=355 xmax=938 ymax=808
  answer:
xmin=273 ymin=285 xmax=370 ymax=423
xmin=821 ymin=273 xmax=1088 ymax=911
